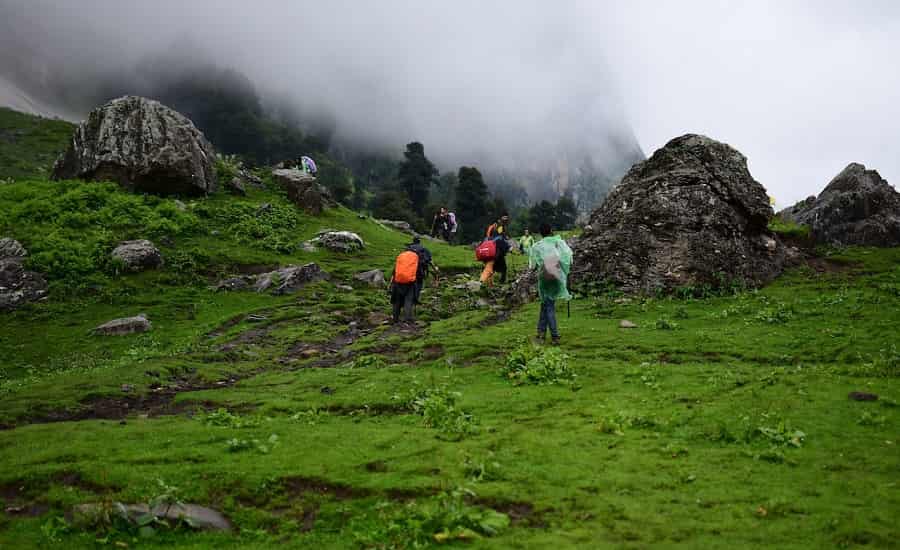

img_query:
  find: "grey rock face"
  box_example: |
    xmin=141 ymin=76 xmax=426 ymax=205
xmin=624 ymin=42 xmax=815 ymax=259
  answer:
xmin=778 ymin=163 xmax=900 ymax=247
xmin=0 ymin=238 xmax=27 ymax=258
xmin=315 ymin=231 xmax=365 ymax=253
xmin=574 ymin=134 xmax=785 ymax=294
xmin=52 ymin=96 xmax=217 ymax=195
xmin=93 ymin=315 xmax=151 ymax=336
xmin=254 ymin=263 xmax=328 ymax=294
xmin=112 ymin=240 xmax=162 ymax=272
xmin=0 ymin=239 xmax=48 ymax=311
xmin=272 ymin=169 xmax=334 ymax=214
xmin=354 ymin=269 xmax=386 ymax=287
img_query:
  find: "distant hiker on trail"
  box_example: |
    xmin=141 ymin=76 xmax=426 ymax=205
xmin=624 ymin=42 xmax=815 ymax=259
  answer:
xmin=519 ymin=229 xmax=535 ymax=255
xmin=390 ymin=237 xmax=438 ymax=324
xmin=529 ymin=223 xmax=573 ymax=345
xmin=298 ymin=155 xmax=318 ymax=175
xmin=431 ymin=207 xmax=452 ymax=242
xmin=448 ymin=211 xmax=458 ymax=242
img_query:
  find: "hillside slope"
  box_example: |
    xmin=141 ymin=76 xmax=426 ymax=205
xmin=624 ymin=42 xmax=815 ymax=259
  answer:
xmin=0 ymin=119 xmax=898 ymax=548
xmin=0 ymin=107 xmax=73 ymax=180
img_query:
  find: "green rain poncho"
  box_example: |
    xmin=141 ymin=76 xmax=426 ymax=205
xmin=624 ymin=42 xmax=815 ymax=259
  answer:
xmin=528 ymin=235 xmax=573 ymax=301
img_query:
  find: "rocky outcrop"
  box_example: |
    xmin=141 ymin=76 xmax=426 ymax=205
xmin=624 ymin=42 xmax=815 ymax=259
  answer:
xmin=254 ymin=263 xmax=328 ymax=294
xmin=93 ymin=314 xmax=151 ymax=336
xmin=0 ymin=239 xmax=48 ymax=311
xmin=0 ymin=238 xmax=27 ymax=259
xmin=112 ymin=240 xmax=162 ymax=272
xmin=354 ymin=269 xmax=386 ymax=287
xmin=51 ymin=96 xmax=216 ymax=195
xmin=272 ymin=169 xmax=334 ymax=215
xmin=778 ymin=163 xmax=900 ymax=247
xmin=574 ymin=134 xmax=785 ymax=293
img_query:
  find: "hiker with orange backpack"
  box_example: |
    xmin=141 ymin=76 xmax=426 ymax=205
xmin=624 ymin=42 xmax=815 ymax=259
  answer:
xmin=390 ymin=237 xmax=438 ymax=324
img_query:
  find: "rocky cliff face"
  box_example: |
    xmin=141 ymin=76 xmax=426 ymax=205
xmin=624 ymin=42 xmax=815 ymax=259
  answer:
xmin=52 ymin=96 xmax=216 ymax=195
xmin=573 ymin=134 xmax=785 ymax=293
xmin=779 ymin=163 xmax=900 ymax=247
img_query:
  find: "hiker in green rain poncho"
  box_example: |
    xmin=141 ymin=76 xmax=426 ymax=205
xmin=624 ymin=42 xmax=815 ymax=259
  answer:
xmin=528 ymin=223 xmax=573 ymax=345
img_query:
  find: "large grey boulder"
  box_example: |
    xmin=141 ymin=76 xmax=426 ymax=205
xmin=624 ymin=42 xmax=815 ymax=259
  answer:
xmin=93 ymin=314 xmax=151 ymax=336
xmin=51 ymin=96 xmax=217 ymax=195
xmin=0 ymin=239 xmax=48 ymax=311
xmin=272 ymin=169 xmax=334 ymax=214
xmin=574 ymin=134 xmax=785 ymax=294
xmin=254 ymin=263 xmax=328 ymax=294
xmin=315 ymin=230 xmax=365 ymax=253
xmin=778 ymin=163 xmax=900 ymax=247
xmin=112 ymin=240 xmax=162 ymax=272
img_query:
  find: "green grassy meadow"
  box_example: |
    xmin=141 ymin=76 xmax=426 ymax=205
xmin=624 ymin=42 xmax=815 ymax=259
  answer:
xmin=0 ymin=116 xmax=898 ymax=548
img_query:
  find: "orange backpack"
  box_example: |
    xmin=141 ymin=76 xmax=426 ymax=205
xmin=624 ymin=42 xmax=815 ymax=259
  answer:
xmin=393 ymin=250 xmax=419 ymax=284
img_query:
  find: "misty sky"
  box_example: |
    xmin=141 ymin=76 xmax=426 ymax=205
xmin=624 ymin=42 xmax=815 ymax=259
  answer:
xmin=2 ymin=0 xmax=898 ymax=206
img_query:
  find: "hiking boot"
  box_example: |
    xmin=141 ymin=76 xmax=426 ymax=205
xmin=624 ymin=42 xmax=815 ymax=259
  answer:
xmin=550 ymin=336 xmax=560 ymax=346
xmin=533 ymin=334 xmax=545 ymax=345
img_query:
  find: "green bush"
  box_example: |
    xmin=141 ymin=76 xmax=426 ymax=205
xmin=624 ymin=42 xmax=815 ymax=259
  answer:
xmin=352 ymin=487 xmax=509 ymax=547
xmin=405 ymin=386 xmax=478 ymax=439
xmin=502 ymin=339 xmax=577 ymax=386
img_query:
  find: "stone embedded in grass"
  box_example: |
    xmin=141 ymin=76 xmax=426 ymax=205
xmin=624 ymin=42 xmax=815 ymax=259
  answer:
xmin=111 ymin=240 xmax=162 ymax=272
xmin=254 ymin=263 xmax=328 ymax=295
xmin=0 ymin=239 xmax=48 ymax=311
xmin=619 ymin=320 xmax=638 ymax=329
xmin=213 ymin=277 xmax=251 ymax=292
xmin=314 ymin=230 xmax=365 ymax=253
xmin=73 ymin=502 xmax=232 ymax=532
xmin=93 ymin=314 xmax=151 ymax=336
xmin=354 ymin=269 xmax=386 ymax=287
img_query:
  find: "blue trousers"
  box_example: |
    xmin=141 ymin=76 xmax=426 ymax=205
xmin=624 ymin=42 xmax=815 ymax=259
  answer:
xmin=537 ymin=298 xmax=558 ymax=338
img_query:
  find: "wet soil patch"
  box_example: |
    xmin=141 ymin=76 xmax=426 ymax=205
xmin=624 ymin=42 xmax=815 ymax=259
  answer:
xmin=805 ymin=256 xmax=860 ymax=275
xmin=324 ymin=403 xmax=409 ymax=417
xmin=1 ymin=471 xmax=117 ymax=518
xmin=219 ymin=327 xmax=270 ymax=352
xmin=471 ymin=497 xmax=547 ymax=528
xmin=421 ymin=344 xmax=445 ymax=360
xmin=281 ymin=476 xmax=373 ymax=501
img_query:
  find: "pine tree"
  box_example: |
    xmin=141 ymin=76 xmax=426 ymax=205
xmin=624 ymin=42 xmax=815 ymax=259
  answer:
xmin=455 ymin=166 xmax=491 ymax=243
xmin=397 ymin=142 xmax=438 ymax=217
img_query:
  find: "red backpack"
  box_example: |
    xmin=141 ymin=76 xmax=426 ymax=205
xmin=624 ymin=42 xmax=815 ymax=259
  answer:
xmin=475 ymin=240 xmax=496 ymax=262
xmin=393 ymin=250 xmax=419 ymax=283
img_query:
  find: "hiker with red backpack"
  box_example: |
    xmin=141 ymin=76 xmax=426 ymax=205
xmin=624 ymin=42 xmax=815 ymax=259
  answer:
xmin=389 ymin=237 xmax=438 ymax=324
xmin=480 ymin=213 xmax=511 ymax=285
xmin=528 ymin=223 xmax=573 ymax=345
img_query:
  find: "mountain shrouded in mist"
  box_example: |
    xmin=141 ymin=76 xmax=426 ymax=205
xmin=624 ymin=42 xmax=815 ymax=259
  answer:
xmin=0 ymin=0 xmax=645 ymax=210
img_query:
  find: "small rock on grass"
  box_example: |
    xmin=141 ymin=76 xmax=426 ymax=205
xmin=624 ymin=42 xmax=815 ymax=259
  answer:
xmin=619 ymin=320 xmax=638 ymax=329
xmin=93 ymin=314 xmax=151 ymax=336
